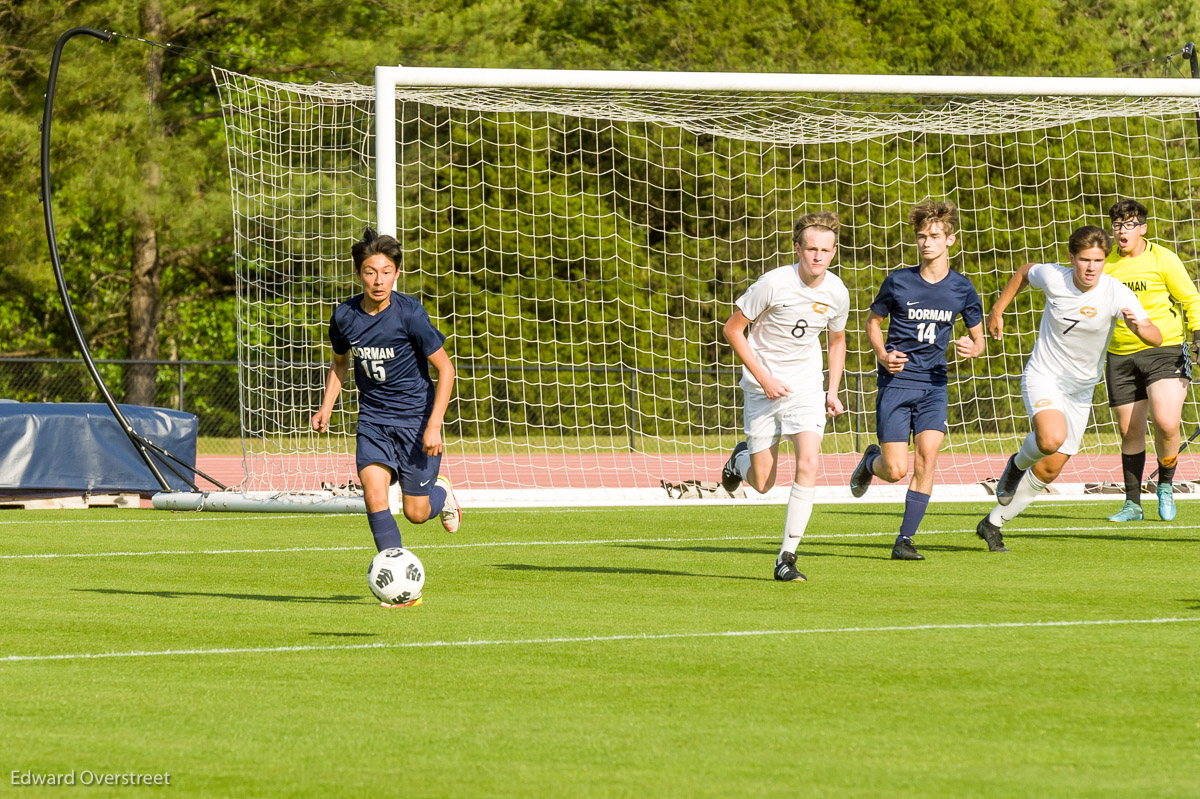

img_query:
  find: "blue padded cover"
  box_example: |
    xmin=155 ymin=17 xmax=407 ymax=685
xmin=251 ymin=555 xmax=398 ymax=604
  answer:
xmin=0 ymin=403 xmax=198 ymax=497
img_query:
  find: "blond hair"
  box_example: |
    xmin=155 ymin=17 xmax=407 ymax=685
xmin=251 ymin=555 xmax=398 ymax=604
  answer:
xmin=792 ymin=211 xmax=840 ymax=245
xmin=908 ymin=198 xmax=958 ymax=236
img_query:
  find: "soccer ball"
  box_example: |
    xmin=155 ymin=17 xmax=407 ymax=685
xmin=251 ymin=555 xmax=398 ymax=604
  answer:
xmin=367 ymin=547 xmax=425 ymax=605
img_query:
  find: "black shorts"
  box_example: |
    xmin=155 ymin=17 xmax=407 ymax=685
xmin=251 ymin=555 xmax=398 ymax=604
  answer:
xmin=1105 ymin=345 xmax=1191 ymax=407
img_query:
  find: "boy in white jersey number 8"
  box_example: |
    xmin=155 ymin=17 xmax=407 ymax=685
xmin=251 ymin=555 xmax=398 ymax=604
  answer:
xmin=720 ymin=211 xmax=851 ymax=583
xmin=980 ymin=226 xmax=1162 ymax=550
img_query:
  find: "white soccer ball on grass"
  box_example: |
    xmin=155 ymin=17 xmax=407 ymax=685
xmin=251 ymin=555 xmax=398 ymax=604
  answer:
xmin=368 ymin=547 xmax=425 ymax=605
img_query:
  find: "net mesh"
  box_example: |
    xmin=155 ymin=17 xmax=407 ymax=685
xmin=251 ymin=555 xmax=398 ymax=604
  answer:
xmin=213 ymin=67 xmax=1200 ymax=496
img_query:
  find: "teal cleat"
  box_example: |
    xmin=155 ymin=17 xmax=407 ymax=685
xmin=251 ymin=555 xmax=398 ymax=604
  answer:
xmin=1106 ymin=500 xmax=1144 ymax=523
xmin=1157 ymin=483 xmax=1177 ymax=521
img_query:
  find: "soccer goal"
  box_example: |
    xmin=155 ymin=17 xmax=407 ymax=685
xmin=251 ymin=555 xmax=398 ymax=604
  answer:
xmin=198 ymin=66 xmax=1200 ymax=508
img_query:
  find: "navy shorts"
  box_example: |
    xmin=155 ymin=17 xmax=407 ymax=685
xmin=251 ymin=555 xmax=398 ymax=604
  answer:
xmin=876 ymin=383 xmax=948 ymax=442
xmin=356 ymin=421 xmax=441 ymax=496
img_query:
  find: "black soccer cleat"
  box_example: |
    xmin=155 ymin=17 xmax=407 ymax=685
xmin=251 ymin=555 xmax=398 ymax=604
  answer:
xmin=721 ymin=441 xmax=748 ymax=494
xmin=850 ymin=443 xmax=881 ymax=498
xmin=773 ymin=551 xmax=807 ymax=582
xmin=976 ymin=515 xmax=1010 ymax=552
xmin=891 ymin=537 xmax=925 ymax=561
xmin=994 ymin=453 xmax=1026 ymax=507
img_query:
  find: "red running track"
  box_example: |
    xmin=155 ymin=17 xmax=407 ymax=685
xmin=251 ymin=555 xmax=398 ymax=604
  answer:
xmin=193 ymin=451 xmax=1166 ymax=492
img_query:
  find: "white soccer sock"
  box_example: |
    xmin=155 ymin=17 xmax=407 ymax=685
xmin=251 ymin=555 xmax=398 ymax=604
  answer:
xmin=734 ymin=447 xmax=752 ymax=480
xmin=1014 ymin=432 xmax=1043 ymax=471
xmin=987 ymin=471 xmax=1048 ymax=527
xmin=779 ymin=484 xmax=815 ymax=556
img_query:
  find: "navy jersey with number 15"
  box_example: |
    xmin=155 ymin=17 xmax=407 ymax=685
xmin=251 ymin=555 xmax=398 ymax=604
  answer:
xmin=870 ymin=267 xmax=983 ymax=388
xmin=328 ymin=291 xmax=446 ymax=428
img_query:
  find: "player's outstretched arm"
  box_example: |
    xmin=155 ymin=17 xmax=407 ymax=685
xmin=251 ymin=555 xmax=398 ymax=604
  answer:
xmin=867 ymin=312 xmax=906 ymax=373
xmin=955 ymin=323 xmax=986 ymax=358
xmin=1121 ymin=311 xmax=1163 ymax=348
xmin=1162 ymin=251 xmax=1200 ymax=327
xmin=1159 ymin=252 xmax=1200 ymax=359
xmin=825 ymin=329 xmax=846 ymax=416
xmin=423 ymin=347 xmax=456 ymax=456
xmin=987 ymin=262 xmax=1033 ymax=340
xmin=723 ymin=309 xmax=791 ymax=399
xmin=312 ymin=351 xmax=350 ymax=433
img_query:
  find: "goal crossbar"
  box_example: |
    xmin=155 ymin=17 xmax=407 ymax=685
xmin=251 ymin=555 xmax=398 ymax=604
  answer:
xmin=375 ymin=67 xmax=1200 ymax=97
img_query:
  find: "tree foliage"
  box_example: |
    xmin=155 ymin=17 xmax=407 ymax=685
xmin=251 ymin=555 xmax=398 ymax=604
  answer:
xmin=0 ymin=0 xmax=1192 ymax=432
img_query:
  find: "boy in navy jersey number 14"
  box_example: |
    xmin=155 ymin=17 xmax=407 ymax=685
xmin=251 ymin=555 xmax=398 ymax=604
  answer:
xmin=849 ymin=200 xmax=985 ymax=561
xmin=312 ymin=229 xmax=461 ymax=564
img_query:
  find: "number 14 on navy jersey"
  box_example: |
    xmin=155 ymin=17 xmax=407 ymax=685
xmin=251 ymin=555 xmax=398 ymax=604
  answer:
xmin=870 ymin=266 xmax=983 ymax=387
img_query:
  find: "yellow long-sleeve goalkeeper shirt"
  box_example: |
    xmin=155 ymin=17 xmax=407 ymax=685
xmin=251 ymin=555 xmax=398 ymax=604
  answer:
xmin=1104 ymin=240 xmax=1200 ymax=355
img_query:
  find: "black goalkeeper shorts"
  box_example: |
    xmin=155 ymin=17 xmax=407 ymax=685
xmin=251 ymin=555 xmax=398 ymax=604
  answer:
xmin=1105 ymin=345 xmax=1191 ymax=407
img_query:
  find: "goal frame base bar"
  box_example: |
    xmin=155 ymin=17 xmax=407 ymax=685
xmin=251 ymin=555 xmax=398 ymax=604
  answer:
xmin=152 ymin=491 xmax=367 ymax=514
xmin=151 ymin=484 xmax=1182 ymax=512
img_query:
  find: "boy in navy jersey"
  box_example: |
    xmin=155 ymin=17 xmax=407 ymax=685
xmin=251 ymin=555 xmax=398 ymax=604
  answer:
xmin=849 ymin=200 xmax=985 ymax=560
xmin=312 ymin=229 xmax=460 ymax=593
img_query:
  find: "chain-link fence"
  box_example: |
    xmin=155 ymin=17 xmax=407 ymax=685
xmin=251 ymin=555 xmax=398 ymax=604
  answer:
xmin=0 ymin=358 xmax=240 ymax=454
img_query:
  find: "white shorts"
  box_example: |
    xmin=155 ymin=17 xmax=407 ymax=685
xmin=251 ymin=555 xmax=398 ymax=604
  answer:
xmin=1021 ymin=370 xmax=1095 ymax=456
xmin=742 ymin=388 xmax=826 ymax=454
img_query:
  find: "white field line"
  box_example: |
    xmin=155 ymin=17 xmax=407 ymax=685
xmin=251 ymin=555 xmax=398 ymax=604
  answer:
xmin=0 ymin=501 xmax=1132 ymax=525
xmin=1 ymin=523 xmax=1196 ymax=561
xmin=3 ymin=616 xmax=1197 ymax=664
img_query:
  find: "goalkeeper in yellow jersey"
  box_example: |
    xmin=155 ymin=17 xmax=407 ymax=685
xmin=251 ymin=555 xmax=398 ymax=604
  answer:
xmin=1102 ymin=199 xmax=1200 ymax=522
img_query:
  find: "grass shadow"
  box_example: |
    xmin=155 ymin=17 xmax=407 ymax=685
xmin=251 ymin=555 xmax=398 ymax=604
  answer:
xmin=1013 ymin=532 xmax=1199 ymax=544
xmin=493 ymin=563 xmax=764 ymax=582
xmin=616 ymin=543 xmax=774 ymax=556
xmin=75 ymin=588 xmax=369 ymax=604
xmin=805 ymin=540 xmax=983 ymax=556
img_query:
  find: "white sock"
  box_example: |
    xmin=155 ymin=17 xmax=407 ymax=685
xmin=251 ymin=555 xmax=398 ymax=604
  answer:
xmin=779 ymin=484 xmax=815 ymax=556
xmin=734 ymin=447 xmax=751 ymax=479
xmin=988 ymin=471 xmax=1048 ymax=527
xmin=1014 ymin=432 xmax=1043 ymax=471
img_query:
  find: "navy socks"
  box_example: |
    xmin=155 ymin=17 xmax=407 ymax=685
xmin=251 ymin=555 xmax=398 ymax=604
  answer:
xmin=896 ymin=489 xmax=930 ymax=544
xmin=367 ymin=508 xmax=403 ymax=551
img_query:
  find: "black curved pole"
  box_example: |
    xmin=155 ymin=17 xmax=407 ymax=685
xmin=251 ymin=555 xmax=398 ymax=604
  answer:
xmin=40 ymin=27 xmax=178 ymax=492
xmin=1186 ymin=42 xmax=1200 ymax=154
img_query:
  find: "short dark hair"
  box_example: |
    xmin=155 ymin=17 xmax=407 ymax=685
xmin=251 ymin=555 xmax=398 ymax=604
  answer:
xmin=908 ymin=198 xmax=958 ymax=235
xmin=352 ymin=228 xmax=403 ymax=271
xmin=792 ymin=211 xmax=839 ymax=245
xmin=1068 ymin=225 xmax=1112 ymax=256
xmin=1108 ymin=199 xmax=1147 ymax=225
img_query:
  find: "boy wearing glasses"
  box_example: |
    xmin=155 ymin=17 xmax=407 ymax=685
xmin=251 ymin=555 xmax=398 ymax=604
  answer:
xmin=1098 ymin=200 xmax=1200 ymax=522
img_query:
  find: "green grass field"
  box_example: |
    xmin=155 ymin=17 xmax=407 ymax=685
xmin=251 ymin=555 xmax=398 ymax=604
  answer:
xmin=2 ymin=501 xmax=1199 ymax=797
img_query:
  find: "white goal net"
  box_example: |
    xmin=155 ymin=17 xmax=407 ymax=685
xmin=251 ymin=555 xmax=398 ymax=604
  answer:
xmin=213 ymin=67 xmax=1200 ymax=504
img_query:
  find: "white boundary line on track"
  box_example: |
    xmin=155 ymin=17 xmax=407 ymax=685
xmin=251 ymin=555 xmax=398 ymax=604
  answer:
xmin=1 ymin=523 xmax=1194 ymax=560
xmin=0 ymin=497 xmax=1174 ymax=526
xmin=4 ymin=616 xmax=1197 ymax=664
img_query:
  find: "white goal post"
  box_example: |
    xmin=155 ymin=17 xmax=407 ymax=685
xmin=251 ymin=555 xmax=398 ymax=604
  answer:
xmin=168 ymin=66 xmax=1200 ymax=510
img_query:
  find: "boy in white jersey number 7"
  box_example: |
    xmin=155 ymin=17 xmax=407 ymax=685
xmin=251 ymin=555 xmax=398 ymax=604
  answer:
xmin=980 ymin=226 xmax=1161 ymax=550
xmin=720 ymin=211 xmax=851 ymax=583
